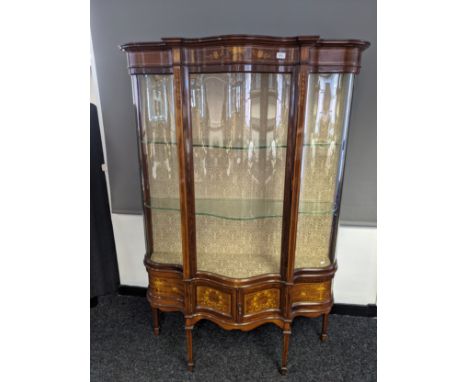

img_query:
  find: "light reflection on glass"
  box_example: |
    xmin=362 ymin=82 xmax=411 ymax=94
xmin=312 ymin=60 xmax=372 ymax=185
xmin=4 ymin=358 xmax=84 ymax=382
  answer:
xmin=190 ymin=73 xmax=290 ymax=278
xmin=295 ymin=73 xmax=354 ymax=269
xmin=138 ymin=74 xmax=182 ymax=265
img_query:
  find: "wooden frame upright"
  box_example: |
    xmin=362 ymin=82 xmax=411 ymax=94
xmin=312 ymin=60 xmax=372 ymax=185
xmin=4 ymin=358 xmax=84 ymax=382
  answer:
xmin=121 ymin=35 xmax=369 ymax=374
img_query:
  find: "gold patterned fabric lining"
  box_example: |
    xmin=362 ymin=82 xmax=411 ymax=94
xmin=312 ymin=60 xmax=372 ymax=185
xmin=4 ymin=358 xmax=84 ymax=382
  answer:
xmin=138 ymin=75 xmax=183 ymax=264
xmin=294 ymin=215 xmax=332 ymax=269
xmin=195 ymin=215 xmax=282 ymax=278
xmin=299 ymin=145 xmax=340 ymax=202
xmin=149 ymin=212 xmax=333 ymax=270
xmin=191 ymin=73 xmax=289 ymax=278
xmin=144 ymin=73 xmax=353 ymax=275
xmin=150 ymin=210 xmax=182 ymax=264
xmin=193 ymin=146 xmax=285 ymax=201
xmin=295 ymin=73 xmax=353 ymax=269
xmin=145 ymin=144 xmax=180 ymax=199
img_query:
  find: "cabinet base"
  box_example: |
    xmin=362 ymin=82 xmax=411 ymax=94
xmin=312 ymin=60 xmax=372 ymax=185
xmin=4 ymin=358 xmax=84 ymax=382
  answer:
xmin=145 ymin=259 xmax=336 ymax=373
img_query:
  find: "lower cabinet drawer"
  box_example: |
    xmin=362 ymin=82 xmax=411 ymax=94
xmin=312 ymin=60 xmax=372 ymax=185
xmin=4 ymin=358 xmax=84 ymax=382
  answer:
xmin=290 ymin=280 xmax=332 ymax=306
xmin=241 ymin=286 xmax=282 ymax=319
xmin=194 ymin=284 xmax=235 ymax=318
xmin=147 ymin=269 xmax=184 ymax=309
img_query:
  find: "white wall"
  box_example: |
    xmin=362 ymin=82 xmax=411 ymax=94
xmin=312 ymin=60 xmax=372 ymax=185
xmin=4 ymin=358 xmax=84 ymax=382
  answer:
xmin=333 ymin=225 xmax=377 ymax=304
xmin=112 ymin=213 xmax=377 ymax=305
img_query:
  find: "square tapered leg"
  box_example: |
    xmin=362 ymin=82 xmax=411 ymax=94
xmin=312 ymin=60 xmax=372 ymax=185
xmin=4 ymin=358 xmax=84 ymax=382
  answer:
xmin=320 ymin=313 xmax=329 ymax=342
xmin=280 ymin=324 xmax=291 ymax=375
xmin=185 ymin=325 xmax=194 ymax=371
xmin=151 ymin=308 xmax=160 ymax=336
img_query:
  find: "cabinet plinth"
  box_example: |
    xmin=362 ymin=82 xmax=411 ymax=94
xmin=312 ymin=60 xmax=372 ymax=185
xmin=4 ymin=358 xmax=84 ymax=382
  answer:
xmin=122 ymin=34 xmax=369 ymax=373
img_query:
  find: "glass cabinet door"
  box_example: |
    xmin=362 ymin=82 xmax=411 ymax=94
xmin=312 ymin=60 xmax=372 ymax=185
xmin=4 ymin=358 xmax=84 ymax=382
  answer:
xmin=137 ymin=75 xmax=183 ymax=265
xmin=190 ymin=73 xmax=291 ymax=278
xmin=295 ymin=73 xmax=354 ymax=269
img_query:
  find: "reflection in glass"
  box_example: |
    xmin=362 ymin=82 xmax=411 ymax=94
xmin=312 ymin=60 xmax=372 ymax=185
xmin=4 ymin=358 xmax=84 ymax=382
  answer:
xmin=138 ymin=75 xmax=182 ymax=265
xmin=190 ymin=73 xmax=291 ymax=278
xmin=295 ymin=73 xmax=354 ymax=269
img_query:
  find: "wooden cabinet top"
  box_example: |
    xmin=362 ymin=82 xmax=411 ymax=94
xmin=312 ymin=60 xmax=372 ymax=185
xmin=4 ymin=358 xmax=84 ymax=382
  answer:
xmin=120 ymin=35 xmax=370 ymax=74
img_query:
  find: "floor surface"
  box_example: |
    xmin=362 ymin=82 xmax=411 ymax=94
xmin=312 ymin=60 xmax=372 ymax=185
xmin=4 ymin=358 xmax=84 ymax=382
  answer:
xmin=91 ymin=295 xmax=376 ymax=381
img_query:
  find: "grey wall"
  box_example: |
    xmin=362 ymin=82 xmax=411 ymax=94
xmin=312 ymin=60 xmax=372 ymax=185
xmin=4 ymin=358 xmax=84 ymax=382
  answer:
xmin=91 ymin=0 xmax=376 ymax=225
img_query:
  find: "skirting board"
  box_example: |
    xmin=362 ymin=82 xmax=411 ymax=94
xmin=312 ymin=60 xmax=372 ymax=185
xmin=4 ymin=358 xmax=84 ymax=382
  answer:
xmin=110 ymin=285 xmax=377 ymax=317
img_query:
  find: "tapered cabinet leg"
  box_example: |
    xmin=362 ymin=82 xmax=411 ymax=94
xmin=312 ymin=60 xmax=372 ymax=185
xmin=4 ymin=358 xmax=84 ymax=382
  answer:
xmin=280 ymin=324 xmax=291 ymax=375
xmin=151 ymin=308 xmax=160 ymax=336
xmin=320 ymin=313 xmax=329 ymax=342
xmin=185 ymin=325 xmax=194 ymax=372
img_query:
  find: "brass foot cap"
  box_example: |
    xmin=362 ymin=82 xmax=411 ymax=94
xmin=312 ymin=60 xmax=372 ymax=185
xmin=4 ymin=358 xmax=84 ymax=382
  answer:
xmin=320 ymin=334 xmax=329 ymax=342
xmin=153 ymin=328 xmax=160 ymax=336
xmin=279 ymin=367 xmax=288 ymax=375
xmin=187 ymin=363 xmax=194 ymax=372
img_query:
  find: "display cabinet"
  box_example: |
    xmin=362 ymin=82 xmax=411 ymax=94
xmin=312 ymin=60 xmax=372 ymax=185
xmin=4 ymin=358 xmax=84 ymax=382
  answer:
xmin=121 ymin=35 xmax=369 ymax=373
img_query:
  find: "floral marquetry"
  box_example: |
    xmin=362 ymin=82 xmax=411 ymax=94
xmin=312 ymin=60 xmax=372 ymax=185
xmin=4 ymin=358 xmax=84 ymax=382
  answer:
xmin=290 ymin=281 xmax=332 ymax=304
xmin=148 ymin=276 xmax=184 ymax=300
xmin=183 ymin=45 xmax=298 ymax=66
xmin=244 ymin=289 xmax=280 ymax=315
xmin=196 ymin=286 xmax=232 ymax=315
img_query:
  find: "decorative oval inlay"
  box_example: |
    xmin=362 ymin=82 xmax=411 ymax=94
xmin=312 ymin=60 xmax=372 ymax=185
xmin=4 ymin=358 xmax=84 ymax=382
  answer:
xmin=244 ymin=288 xmax=280 ymax=315
xmin=196 ymin=286 xmax=231 ymax=315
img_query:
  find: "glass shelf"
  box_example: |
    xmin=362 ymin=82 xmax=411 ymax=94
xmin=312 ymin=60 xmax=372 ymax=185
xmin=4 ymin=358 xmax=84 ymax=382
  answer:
xmin=145 ymin=197 xmax=335 ymax=220
xmin=142 ymin=140 xmax=287 ymax=150
xmin=141 ymin=140 xmax=339 ymax=149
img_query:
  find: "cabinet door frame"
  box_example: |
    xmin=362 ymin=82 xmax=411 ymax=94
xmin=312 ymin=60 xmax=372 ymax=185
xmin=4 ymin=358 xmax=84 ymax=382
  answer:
xmin=176 ymin=61 xmax=300 ymax=286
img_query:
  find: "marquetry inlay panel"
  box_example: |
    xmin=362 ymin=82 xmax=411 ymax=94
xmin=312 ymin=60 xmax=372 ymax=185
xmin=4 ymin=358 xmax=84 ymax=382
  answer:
xmin=290 ymin=281 xmax=331 ymax=304
xmin=196 ymin=286 xmax=231 ymax=315
xmin=244 ymin=288 xmax=280 ymax=315
xmin=148 ymin=276 xmax=184 ymax=300
xmin=127 ymin=49 xmax=172 ymax=68
xmin=183 ymin=45 xmax=298 ymax=65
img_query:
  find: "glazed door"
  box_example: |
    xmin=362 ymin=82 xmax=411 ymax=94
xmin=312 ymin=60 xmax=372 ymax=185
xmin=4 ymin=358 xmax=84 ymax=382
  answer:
xmin=295 ymin=73 xmax=355 ymax=269
xmin=189 ymin=72 xmax=292 ymax=279
xmin=134 ymin=74 xmax=183 ymax=266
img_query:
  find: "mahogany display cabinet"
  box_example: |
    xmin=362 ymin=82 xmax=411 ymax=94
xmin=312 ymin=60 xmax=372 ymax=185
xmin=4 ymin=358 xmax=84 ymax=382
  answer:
xmin=121 ymin=35 xmax=369 ymax=373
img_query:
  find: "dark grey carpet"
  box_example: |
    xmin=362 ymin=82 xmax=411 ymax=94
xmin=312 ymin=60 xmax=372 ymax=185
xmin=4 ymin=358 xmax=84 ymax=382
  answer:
xmin=91 ymin=295 xmax=376 ymax=382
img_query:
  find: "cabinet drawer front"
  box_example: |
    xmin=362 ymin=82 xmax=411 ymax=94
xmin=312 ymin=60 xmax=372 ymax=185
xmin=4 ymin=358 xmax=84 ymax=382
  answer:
xmin=148 ymin=272 xmax=184 ymax=302
xmin=195 ymin=285 xmax=234 ymax=317
xmin=290 ymin=281 xmax=331 ymax=305
xmin=243 ymin=288 xmax=281 ymax=316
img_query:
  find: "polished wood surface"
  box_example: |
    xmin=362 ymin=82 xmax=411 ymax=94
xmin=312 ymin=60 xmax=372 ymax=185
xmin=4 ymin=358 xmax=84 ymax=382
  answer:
xmin=281 ymin=323 xmax=291 ymax=375
xmin=320 ymin=313 xmax=329 ymax=342
xmin=121 ymin=34 xmax=369 ymax=74
xmin=123 ymin=35 xmax=369 ymax=373
xmin=151 ymin=308 xmax=160 ymax=336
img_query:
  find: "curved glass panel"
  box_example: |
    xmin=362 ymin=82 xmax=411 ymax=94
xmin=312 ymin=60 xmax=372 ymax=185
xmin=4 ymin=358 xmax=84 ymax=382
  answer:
xmin=295 ymin=73 xmax=354 ymax=269
xmin=137 ymin=75 xmax=182 ymax=265
xmin=190 ymin=73 xmax=291 ymax=278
